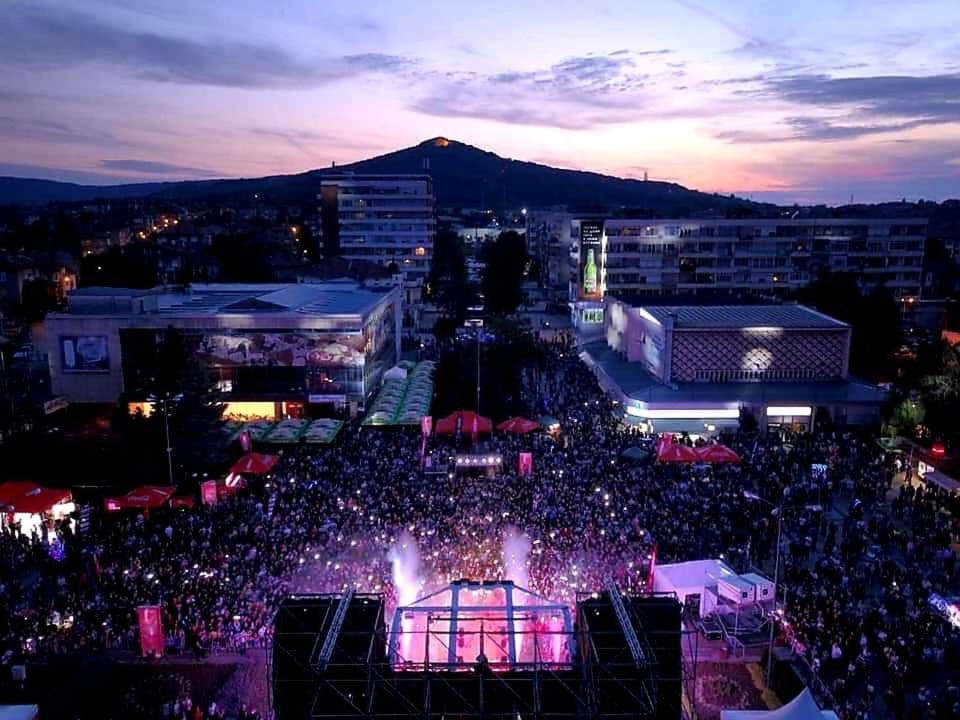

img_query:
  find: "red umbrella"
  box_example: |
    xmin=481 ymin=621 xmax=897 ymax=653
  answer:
xmin=230 ymin=452 xmax=279 ymax=475
xmin=497 ymin=416 xmax=541 ymax=434
xmin=0 ymin=483 xmax=72 ymax=514
xmin=104 ymin=485 xmax=177 ymax=512
xmin=435 ymin=411 xmax=493 ymax=435
xmin=695 ymin=444 xmax=742 ymax=463
xmin=656 ymin=442 xmax=699 ymax=463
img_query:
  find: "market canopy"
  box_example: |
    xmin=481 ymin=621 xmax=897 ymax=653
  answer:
xmin=435 ymin=410 xmax=493 ymax=435
xmin=721 ymin=689 xmax=838 ymax=720
xmin=230 ymin=452 xmax=279 ymax=475
xmin=105 ymin=485 xmax=177 ymax=512
xmin=497 ymin=416 xmax=541 ymax=434
xmin=0 ymin=482 xmax=72 ymax=514
xmin=695 ymin=444 xmax=741 ymax=463
xmin=656 ymin=442 xmax=699 ymax=463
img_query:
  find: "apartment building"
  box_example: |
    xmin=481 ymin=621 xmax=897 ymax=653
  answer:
xmin=569 ymin=218 xmax=927 ymax=314
xmin=319 ymin=175 xmax=435 ymax=307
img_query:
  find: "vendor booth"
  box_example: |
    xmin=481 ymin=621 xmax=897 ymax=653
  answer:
xmin=0 ymin=482 xmax=74 ymax=536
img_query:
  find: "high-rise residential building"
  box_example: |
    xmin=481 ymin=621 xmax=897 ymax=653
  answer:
xmin=567 ymin=217 xmax=927 ymax=326
xmin=319 ymin=175 xmax=435 ymax=307
xmin=525 ymin=210 xmax=572 ymax=302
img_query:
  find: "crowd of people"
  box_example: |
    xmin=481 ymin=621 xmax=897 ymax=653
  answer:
xmin=1 ymin=335 xmax=959 ymax=718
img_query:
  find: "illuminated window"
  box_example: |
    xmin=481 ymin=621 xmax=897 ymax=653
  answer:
xmin=414 ymin=246 xmax=426 ymax=257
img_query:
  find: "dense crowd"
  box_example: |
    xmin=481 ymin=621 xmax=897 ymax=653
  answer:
xmin=1 ymin=337 xmax=959 ymax=718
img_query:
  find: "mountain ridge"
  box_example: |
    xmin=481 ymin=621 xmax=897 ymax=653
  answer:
xmin=0 ymin=138 xmax=770 ymax=213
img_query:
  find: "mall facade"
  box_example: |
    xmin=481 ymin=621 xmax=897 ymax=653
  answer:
xmin=582 ymin=299 xmax=887 ymax=434
xmin=44 ymin=281 xmax=401 ymax=416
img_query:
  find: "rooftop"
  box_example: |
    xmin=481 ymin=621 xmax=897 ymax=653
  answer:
xmin=63 ymin=281 xmax=394 ymax=318
xmin=635 ymin=304 xmax=847 ymax=330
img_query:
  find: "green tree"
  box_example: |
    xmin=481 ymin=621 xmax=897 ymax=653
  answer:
xmin=886 ymin=396 xmax=925 ymax=437
xmin=428 ymin=229 xmax=471 ymax=320
xmin=481 ymin=231 xmax=528 ymax=315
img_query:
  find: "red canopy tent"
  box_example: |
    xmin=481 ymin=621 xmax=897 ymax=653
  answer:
xmin=0 ymin=482 xmax=72 ymax=514
xmin=229 ymin=452 xmax=279 ymax=475
xmin=656 ymin=442 xmax=699 ymax=463
xmin=695 ymin=444 xmax=741 ymax=463
xmin=435 ymin=411 xmax=493 ymax=435
xmin=497 ymin=416 xmax=541 ymax=434
xmin=104 ymin=485 xmax=177 ymax=512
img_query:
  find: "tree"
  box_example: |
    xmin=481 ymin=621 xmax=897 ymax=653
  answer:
xmin=428 ymin=229 xmax=471 ymax=321
xmin=793 ymin=271 xmax=901 ymax=379
xmin=481 ymin=231 xmax=528 ymax=315
xmin=141 ymin=327 xmax=227 ymax=480
xmin=886 ymin=396 xmax=925 ymax=437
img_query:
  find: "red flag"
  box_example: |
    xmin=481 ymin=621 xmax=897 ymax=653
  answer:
xmin=201 ymin=480 xmax=219 ymax=506
xmin=137 ymin=605 xmax=164 ymax=657
xmin=519 ymin=452 xmax=533 ymax=477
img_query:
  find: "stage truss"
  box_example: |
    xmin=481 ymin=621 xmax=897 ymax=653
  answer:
xmin=388 ymin=579 xmax=574 ymax=671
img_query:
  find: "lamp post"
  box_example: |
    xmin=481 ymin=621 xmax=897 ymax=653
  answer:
xmin=744 ymin=490 xmax=784 ymax=685
xmin=148 ymin=392 xmax=183 ymax=486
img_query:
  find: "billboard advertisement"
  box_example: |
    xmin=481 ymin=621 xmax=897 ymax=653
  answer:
xmin=578 ymin=220 xmax=603 ymax=301
xmin=61 ymin=335 xmax=109 ymax=373
xmin=193 ymin=333 xmax=365 ymax=368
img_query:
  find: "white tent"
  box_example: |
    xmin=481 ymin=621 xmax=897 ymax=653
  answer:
xmin=721 ymin=689 xmax=838 ymax=720
xmin=652 ymin=558 xmax=737 ymax=615
xmin=383 ymin=366 xmax=408 ymax=382
xmin=0 ymin=706 xmax=39 ymax=720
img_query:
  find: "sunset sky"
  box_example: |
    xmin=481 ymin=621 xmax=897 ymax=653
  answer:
xmin=1 ymin=0 xmax=958 ymax=204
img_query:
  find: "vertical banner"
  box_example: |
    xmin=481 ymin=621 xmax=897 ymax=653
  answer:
xmin=421 ymin=416 xmax=433 ymax=437
xmin=239 ymin=430 xmax=252 ymax=452
xmin=471 ymin=415 xmax=479 ymax=444
xmin=201 ymin=480 xmax=219 ymax=506
xmin=647 ymin=544 xmax=658 ymax=590
xmin=519 ymin=452 xmax=533 ymax=477
xmin=137 ymin=605 xmax=164 ymax=657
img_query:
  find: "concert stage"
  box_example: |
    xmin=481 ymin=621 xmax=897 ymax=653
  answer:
xmin=272 ymin=580 xmax=683 ymax=720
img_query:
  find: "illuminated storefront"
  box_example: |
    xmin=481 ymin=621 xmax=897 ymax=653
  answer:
xmin=46 ymin=282 xmax=401 ymax=412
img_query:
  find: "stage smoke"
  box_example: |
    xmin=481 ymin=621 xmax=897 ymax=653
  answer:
xmin=388 ymin=531 xmax=422 ymax=606
xmin=502 ymin=527 xmax=531 ymax=589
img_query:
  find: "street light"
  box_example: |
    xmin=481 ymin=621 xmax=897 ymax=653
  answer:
xmin=743 ymin=489 xmax=820 ymax=685
xmin=147 ymin=392 xmax=183 ymax=485
xmin=743 ymin=489 xmax=785 ymax=685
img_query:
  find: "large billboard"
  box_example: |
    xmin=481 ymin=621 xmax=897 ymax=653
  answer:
xmin=192 ymin=333 xmax=366 ymax=368
xmin=578 ymin=220 xmax=603 ymax=301
xmin=61 ymin=335 xmax=109 ymax=373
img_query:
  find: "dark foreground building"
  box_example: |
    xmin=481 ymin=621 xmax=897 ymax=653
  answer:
xmin=272 ymin=580 xmax=682 ymax=720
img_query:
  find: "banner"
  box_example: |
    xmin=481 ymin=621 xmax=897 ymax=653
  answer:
xmin=137 ymin=605 xmax=164 ymax=657
xmin=201 ymin=480 xmax=219 ymax=506
xmin=421 ymin=416 xmax=433 ymax=437
xmin=519 ymin=452 xmax=533 ymax=477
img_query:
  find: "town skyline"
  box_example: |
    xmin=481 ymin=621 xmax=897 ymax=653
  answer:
xmin=1 ymin=0 xmax=958 ymax=205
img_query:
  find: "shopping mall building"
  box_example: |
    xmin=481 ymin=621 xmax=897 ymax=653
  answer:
xmin=582 ymin=298 xmax=887 ymax=434
xmin=44 ymin=281 xmax=401 ymax=417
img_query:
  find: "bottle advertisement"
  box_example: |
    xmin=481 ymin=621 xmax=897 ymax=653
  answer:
xmin=578 ymin=220 xmax=604 ymax=300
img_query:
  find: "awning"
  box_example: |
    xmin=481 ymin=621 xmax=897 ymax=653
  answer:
xmin=922 ymin=470 xmax=960 ymax=493
xmin=435 ymin=411 xmax=493 ymax=435
xmin=497 ymin=416 xmax=541 ymax=434
xmin=656 ymin=442 xmax=699 ymax=463
xmin=695 ymin=444 xmax=741 ymax=463
xmin=721 ymin=689 xmax=838 ymax=720
xmin=230 ymin=452 xmax=279 ymax=475
xmin=104 ymin=485 xmax=176 ymax=512
xmin=0 ymin=482 xmax=72 ymax=514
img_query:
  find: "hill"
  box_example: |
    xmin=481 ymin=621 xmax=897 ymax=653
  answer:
xmin=0 ymin=138 xmax=769 ymax=214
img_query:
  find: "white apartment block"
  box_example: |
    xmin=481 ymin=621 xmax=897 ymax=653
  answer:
xmin=570 ymin=217 xmax=926 ymax=302
xmin=319 ymin=175 xmax=435 ymax=306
